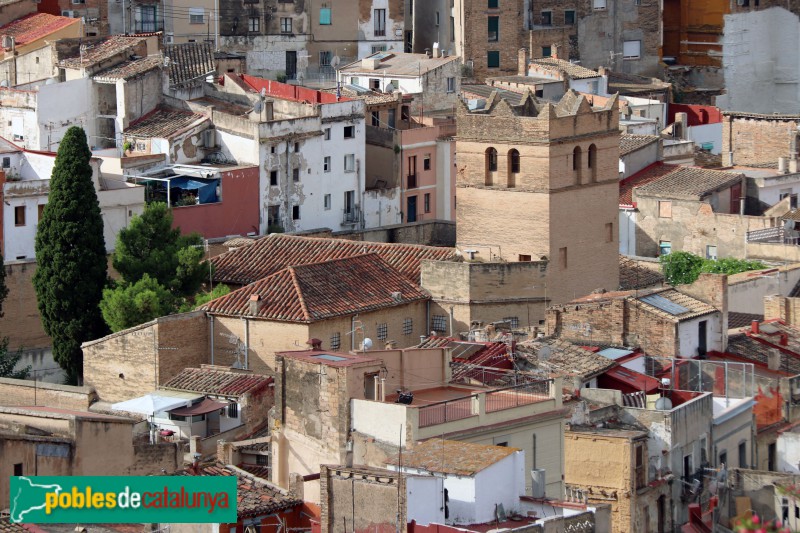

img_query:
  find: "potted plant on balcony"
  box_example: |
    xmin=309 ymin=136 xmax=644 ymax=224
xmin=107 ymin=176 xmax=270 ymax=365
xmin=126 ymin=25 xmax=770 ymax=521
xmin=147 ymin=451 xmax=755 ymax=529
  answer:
xmin=731 ymin=514 xmax=790 ymax=533
xmin=122 ymin=141 xmax=132 ymax=157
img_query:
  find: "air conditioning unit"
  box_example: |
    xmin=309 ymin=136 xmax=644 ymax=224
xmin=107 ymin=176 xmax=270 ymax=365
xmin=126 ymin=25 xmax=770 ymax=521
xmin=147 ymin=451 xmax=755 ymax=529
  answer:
xmin=165 ymin=34 xmax=174 ymax=44
xmin=61 ymin=10 xmax=75 ymax=17
xmin=530 ymin=468 xmax=546 ymax=498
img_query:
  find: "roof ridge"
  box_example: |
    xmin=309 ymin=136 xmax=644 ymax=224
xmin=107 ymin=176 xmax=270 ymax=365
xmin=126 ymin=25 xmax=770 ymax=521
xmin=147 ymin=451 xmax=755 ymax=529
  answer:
xmin=286 ymin=266 xmax=312 ymax=322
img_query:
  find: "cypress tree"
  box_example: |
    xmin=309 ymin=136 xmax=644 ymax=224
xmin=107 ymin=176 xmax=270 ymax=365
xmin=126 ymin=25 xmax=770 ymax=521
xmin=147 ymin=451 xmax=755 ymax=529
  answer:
xmin=33 ymin=127 xmax=108 ymax=384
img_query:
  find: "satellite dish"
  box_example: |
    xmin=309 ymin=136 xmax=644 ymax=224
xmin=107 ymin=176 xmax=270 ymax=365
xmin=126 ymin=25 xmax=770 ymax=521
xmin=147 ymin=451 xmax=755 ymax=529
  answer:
xmin=260 ymin=87 xmax=267 ymax=97
xmin=538 ymin=346 xmax=552 ymax=362
xmin=655 ymin=397 xmax=673 ymax=410
xmin=253 ymin=100 xmax=263 ymax=113
xmin=331 ymin=55 xmax=340 ymax=68
xmin=362 ymin=338 xmax=373 ymax=351
xmin=1 ymin=79 xmax=9 ymax=87
xmin=45 ymin=78 xmax=56 ymax=85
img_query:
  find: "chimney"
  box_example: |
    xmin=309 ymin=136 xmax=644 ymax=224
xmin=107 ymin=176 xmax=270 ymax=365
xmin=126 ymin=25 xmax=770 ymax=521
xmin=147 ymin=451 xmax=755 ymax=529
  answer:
xmin=518 ymin=48 xmax=529 ymax=76
xmin=551 ymin=43 xmax=561 ymax=60
xmin=432 ymin=42 xmax=440 ymax=58
xmin=674 ymin=112 xmax=689 ymax=140
xmin=248 ymin=294 xmax=261 ymax=315
xmin=306 ymin=338 xmax=323 ymax=350
xmin=780 ymin=333 xmax=789 ymax=346
xmin=790 ymin=159 xmax=798 ymax=173
xmin=424 ymin=48 xmax=432 ymax=58
xmin=768 ymin=349 xmax=781 ymax=371
xmin=751 ymin=320 xmax=760 ymax=334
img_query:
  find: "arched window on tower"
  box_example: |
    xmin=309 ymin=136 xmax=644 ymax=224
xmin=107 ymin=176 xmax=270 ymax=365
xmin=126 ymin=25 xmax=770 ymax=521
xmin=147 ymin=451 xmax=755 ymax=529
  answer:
xmin=588 ymin=144 xmax=597 ymax=182
xmin=508 ymin=149 xmax=520 ymax=188
xmin=573 ymin=146 xmax=582 ymax=184
xmin=485 ymin=147 xmax=498 ymax=185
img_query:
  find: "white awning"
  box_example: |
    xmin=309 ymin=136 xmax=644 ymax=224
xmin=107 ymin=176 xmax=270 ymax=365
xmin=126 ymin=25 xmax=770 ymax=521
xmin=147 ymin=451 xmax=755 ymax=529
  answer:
xmin=111 ymin=393 xmax=195 ymax=416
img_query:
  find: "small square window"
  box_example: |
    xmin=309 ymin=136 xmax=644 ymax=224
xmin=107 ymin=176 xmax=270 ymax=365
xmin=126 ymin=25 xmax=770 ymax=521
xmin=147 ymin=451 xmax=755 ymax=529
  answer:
xmin=320 ymin=7 xmax=331 ymax=24
xmin=431 ymin=315 xmax=447 ymax=333
xmin=487 ymin=51 xmax=500 ymax=68
xmin=227 ymin=403 xmax=238 ymax=418
xmin=294 ymin=142 xmax=300 ymax=152
xmin=189 ymin=7 xmax=204 ymax=24
xmin=565 ymin=10 xmax=576 ymax=24
xmin=403 ymin=318 xmax=413 ymax=335
xmin=503 ymin=316 xmax=519 ymax=328
xmin=519 ymin=254 xmax=532 ymax=261
xmin=256 ymin=454 xmax=269 ymax=465
xmin=2 ymin=156 xmax=10 ymax=168
xmin=324 ymin=156 xmax=331 ymax=172
xmin=659 ymin=200 xmax=672 ymax=218
xmin=14 ymin=463 xmax=22 ymax=476
xmin=488 ymin=0 xmax=498 ymax=7
xmin=370 ymin=78 xmax=380 ymax=90
xmin=270 ymin=170 xmax=278 ymax=186
xmin=623 ymin=40 xmax=641 ymax=59
xmin=281 ymin=17 xmax=292 ymax=33
xmin=292 ymin=205 xmax=300 ymax=220
xmin=423 ymin=155 xmax=431 ymax=170
xmin=541 ymin=10 xmax=552 ymax=25
xmin=324 ymin=128 xmax=331 ymax=140
xmin=324 ymin=194 xmax=331 ymax=210
xmin=344 ymin=154 xmax=355 ymax=172
xmin=330 ymin=332 xmax=341 ymax=350
xmin=344 ymin=126 xmax=354 ymax=138
xmin=542 ymin=46 xmax=552 ymax=57
xmin=248 ymin=16 xmax=260 ymax=32
xmin=14 ymin=205 xmax=25 ymax=226
xmin=377 ymin=323 xmax=388 ymax=340
xmin=293 ymin=167 xmax=300 ymax=182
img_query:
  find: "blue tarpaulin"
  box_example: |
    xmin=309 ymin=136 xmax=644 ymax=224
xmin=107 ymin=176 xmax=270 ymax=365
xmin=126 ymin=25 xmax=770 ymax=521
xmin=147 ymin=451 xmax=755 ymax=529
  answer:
xmin=168 ymin=176 xmax=219 ymax=204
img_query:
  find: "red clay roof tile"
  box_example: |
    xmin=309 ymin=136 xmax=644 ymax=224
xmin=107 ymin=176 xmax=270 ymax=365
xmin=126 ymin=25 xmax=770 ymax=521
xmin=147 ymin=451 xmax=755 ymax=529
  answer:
xmin=0 ymin=13 xmax=79 ymax=47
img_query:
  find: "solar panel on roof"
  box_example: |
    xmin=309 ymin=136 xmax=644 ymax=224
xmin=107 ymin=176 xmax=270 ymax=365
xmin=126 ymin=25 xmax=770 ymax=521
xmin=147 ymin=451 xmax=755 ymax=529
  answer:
xmin=312 ymin=354 xmax=347 ymax=362
xmin=598 ymin=348 xmax=634 ymax=360
xmin=372 ymin=53 xmax=392 ymax=61
xmin=639 ymin=294 xmax=690 ymax=315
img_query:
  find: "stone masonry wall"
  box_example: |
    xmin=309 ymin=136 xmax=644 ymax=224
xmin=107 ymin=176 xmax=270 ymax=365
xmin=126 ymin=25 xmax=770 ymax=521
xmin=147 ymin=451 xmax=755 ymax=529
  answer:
xmin=0 ymin=260 xmax=48 ymax=350
xmin=0 ymin=378 xmax=96 ymax=409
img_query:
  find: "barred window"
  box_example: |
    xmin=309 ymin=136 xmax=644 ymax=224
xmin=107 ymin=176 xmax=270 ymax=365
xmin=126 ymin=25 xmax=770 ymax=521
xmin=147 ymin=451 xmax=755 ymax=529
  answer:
xmin=330 ymin=332 xmax=341 ymax=350
xmin=403 ymin=318 xmax=413 ymax=335
xmin=503 ymin=316 xmax=519 ymax=328
xmin=377 ymin=323 xmax=388 ymax=340
xmin=431 ymin=315 xmax=447 ymax=333
xmin=256 ymin=454 xmax=269 ymax=466
xmin=227 ymin=402 xmax=238 ymax=418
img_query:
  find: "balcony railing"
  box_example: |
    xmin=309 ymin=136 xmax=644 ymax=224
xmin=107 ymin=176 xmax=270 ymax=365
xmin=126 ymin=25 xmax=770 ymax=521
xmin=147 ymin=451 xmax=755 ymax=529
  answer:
xmin=342 ymin=206 xmax=361 ymax=226
xmin=417 ymin=380 xmax=554 ymax=428
xmin=135 ymin=20 xmax=165 ymax=33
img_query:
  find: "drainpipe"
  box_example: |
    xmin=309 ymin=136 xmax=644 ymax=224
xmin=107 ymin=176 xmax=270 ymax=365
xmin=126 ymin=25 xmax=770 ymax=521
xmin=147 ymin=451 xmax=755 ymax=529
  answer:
xmin=243 ymin=317 xmax=250 ymax=369
xmin=425 ymin=300 xmax=430 ymax=338
xmin=449 ymin=305 xmax=455 ymax=337
xmin=209 ymin=314 xmax=215 ymax=364
xmin=351 ymin=315 xmax=357 ymax=351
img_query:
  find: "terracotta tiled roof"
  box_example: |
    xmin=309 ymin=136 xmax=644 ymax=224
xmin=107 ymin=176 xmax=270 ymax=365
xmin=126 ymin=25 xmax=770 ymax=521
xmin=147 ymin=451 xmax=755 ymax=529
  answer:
xmin=528 ymin=57 xmax=600 ymax=79
xmin=164 ymin=42 xmax=215 ymax=87
xmin=124 ymin=106 xmax=208 ymax=139
xmin=781 ymin=209 xmax=800 ymax=221
xmin=0 ymin=13 xmax=78 ymax=47
xmin=728 ymin=312 xmax=764 ymax=330
xmin=631 ymin=288 xmax=717 ymax=321
xmin=619 ymin=256 xmax=664 ymax=290
xmin=619 ymin=162 xmax=678 ymax=206
xmin=0 ymin=519 xmax=27 ymax=532
xmin=386 ymin=439 xmax=519 ymax=476
xmin=175 ymin=463 xmax=300 ymax=517
xmin=620 ymin=134 xmax=659 ymax=156
xmin=204 ymin=253 xmax=429 ymax=322
xmin=238 ymin=464 xmax=271 ymax=478
xmin=634 ymin=166 xmax=744 ymax=201
xmin=161 ymin=367 xmax=272 ymax=397
xmin=210 ymin=233 xmax=456 ymax=286
xmin=93 ymin=55 xmax=162 ymax=82
xmin=516 ymin=338 xmax=616 ymax=381
xmin=415 ymin=336 xmax=457 ymax=348
xmin=727 ymin=333 xmax=800 ymax=374
xmin=59 ymin=35 xmax=148 ymax=68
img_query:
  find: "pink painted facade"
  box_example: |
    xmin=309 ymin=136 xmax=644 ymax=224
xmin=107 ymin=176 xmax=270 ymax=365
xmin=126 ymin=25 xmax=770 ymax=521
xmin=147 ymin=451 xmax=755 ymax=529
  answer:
xmin=171 ymin=165 xmax=260 ymax=239
xmin=400 ymin=121 xmax=456 ymax=223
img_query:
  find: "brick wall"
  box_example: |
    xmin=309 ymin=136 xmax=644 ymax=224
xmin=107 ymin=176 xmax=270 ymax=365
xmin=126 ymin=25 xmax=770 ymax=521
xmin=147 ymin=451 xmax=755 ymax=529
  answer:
xmin=459 ymin=0 xmax=524 ymax=80
xmin=723 ymin=114 xmax=800 ymax=167
xmin=764 ymin=295 xmax=800 ymax=324
xmin=547 ymin=299 xmax=626 ymax=345
xmin=0 ymin=377 xmax=96 ymax=409
xmin=155 ymin=312 xmax=209 ymax=385
xmin=0 ymin=260 xmax=49 ymax=350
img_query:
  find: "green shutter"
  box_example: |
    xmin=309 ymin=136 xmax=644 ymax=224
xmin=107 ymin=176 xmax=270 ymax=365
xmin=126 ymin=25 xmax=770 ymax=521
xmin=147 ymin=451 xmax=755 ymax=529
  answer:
xmin=320 ymin=7 xmax=331 ymax=24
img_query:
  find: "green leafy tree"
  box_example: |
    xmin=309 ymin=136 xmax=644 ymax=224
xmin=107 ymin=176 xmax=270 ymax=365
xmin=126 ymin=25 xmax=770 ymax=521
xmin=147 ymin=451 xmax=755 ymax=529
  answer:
xmin=700 ymin=257 xmax=767 ymax=275
xmin=100 ymin=275 xmax=175 ymax=332
xmin=33 ymin=127 xmax=108 ymax=384
xmin=112 ymin=202 xmax=206 ymax=296
xmin=0 ymin=252 xmax=30 ymax=379
xmin=179 ymin=283 xmax=230 ymax=313
xmin=660 ymin=251 xmax=705 ymax=285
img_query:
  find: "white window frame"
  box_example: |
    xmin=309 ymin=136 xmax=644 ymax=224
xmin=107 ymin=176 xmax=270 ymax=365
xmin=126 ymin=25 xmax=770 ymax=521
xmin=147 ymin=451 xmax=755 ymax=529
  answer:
xmin=248 ymin=16 xmax=260 ymax=32
xmin=446 ymin=77 xmax=455 ymax=93
xmin=189 ymin=7 xmax=204 ymax=24
xmin=324 ymin=194 xmax=332 ymax=210
xmin=323 ymin=156 xmax=331 ymax=172
xmin=344 ymin=154 xmax=355 ymax=172
xmin=280 ymin=17 xmax=292 ymax=33
xmin=623 ymin=40 xmax=641 ymax=59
